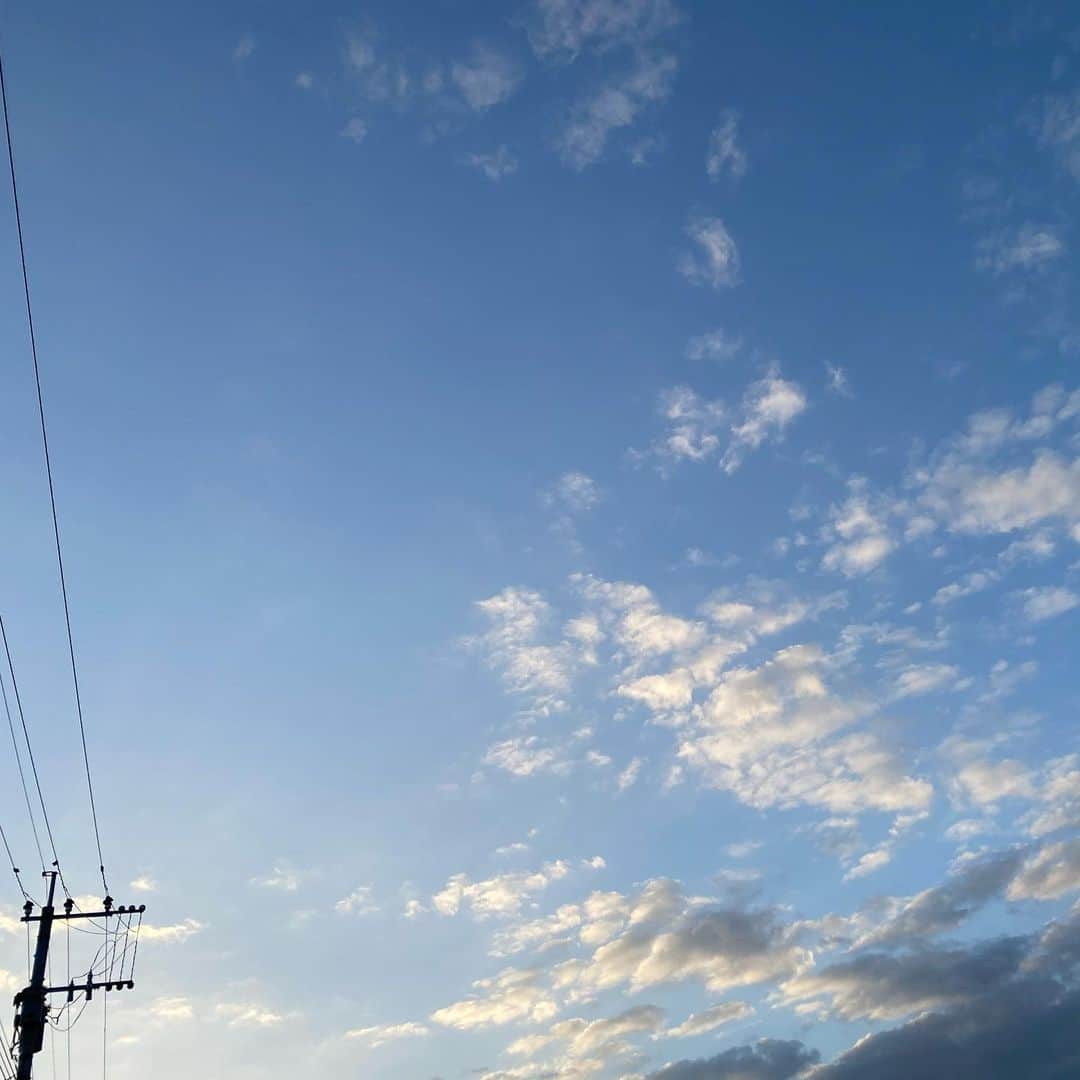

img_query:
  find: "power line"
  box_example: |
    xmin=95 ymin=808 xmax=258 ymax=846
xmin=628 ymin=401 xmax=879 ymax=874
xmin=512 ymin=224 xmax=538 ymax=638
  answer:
xmin=0 ymin=45 xmax=107 ymax=895
xmin=0 ymin=639 xmax=46 ymax=885
xmin=0 ymin=619 xmax=63 ymax=890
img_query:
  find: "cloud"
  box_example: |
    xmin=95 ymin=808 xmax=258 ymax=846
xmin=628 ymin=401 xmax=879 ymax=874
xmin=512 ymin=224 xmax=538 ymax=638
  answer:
xmin=483 ymin=735 xmax=575 ymax=777
xmin=345 ymin=1020 xmax=429 ymax=1048
xmin=645 ymin=386 xmax=727 ymax=465
xmin=678 ymin=216 xmax=740 ymax=289
xmin=451 ymin=46 xmax=522 ymax=110
xmin=431 ymin=967 xmax=558 ymax=1030
xmin=465 ymin=145 xmax=519 ymax=181
xmin=976 ymin=224 xmax=1065 ymax=275
xmin=647 ymin=1039 xmax=820 ymax=1080
xmin=251 ymin=863 xmax=307 ymax=892
xmin=826 ymin=363 xmax=851 ymax=396
xmin=552 ymin=1004 xmax=666 ymax=1055
xmin=215 ymin=1002 xmax=287 ymax=1028
xmin=686 ymin=328 xmax=743 ymax=361
xmin=932 ymin=570 xmax=997 ymax=606
xmin=1036 ymin=90 xmax=1080 ymax=181
xmin=294 ymin=72 xmax=314 ymax=90
xmin=130 ymin=876 xmax=158 ymax=893
xmin=720 ymin=374 xmax=807 ymax=473
xmin=543 ymin=471 xmax=601 ymax=512
xmin=469 ymin=587 xmax=578 ymax=712
xmin=1007 ymin=838 xmax=1080 ymax=900
xmin=890 ymin=663 xmax=959 ymax=699
xmin=677 ymin=643 xmax=930 ymax=818
xmin=559 ymin=53 xmax=678 ymax=168
xmin=782 ymin=935 xmax=1030 ymax=1021
xmin=821 ymin=482 xmax=896 ymax=577
xmin=528 ymin=0 xmax=682 ymax=60
xmin=858 ymin=847 xmax=1026 ymax=947
xmin=233 ymin=34 xmax=255 ymax=62
xmin=138 ymin=919 xmax=203 ymax=944
xmin=335 ymin=885 xmax=379 ymax=915
xmin=551 ymin=880 xmax=812 ymax=998
xmin=432 ymin=858 xmax=601 ymax=919
xmin=340 ymin=117 xmax=368 ymax=144
xmin=706 ymin=109 xmax=748 ymax=181
xmin=661 ymin=1001 xmax=754 ymax=1038
xmin=1019 ymin=585 xmax=1078 ymax=622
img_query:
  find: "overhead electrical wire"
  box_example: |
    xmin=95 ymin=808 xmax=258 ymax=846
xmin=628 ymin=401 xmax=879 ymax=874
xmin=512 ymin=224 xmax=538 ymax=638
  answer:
xmin=0 ymin=45 xmax=108 ymax=896
xmin=0 ymin=617 xmax=65 ymax=893
xmin=0 ymin=647 xmax=45 ymax=884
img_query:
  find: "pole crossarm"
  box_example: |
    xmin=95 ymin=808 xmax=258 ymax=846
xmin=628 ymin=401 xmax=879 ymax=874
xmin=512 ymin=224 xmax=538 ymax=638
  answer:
xmin=11 ymin=873 xmax=146 ymax=1078
xmin=20 ymin=903 xmax=145 ymax=924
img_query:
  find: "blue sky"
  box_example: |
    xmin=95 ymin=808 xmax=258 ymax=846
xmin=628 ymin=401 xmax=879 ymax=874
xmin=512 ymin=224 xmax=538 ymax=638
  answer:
xmin=0 ymin=1 xmax=1078 ymax=1077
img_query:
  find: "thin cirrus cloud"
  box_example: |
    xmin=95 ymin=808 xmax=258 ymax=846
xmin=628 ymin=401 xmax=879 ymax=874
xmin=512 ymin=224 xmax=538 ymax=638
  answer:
xmin=678 ymin=216 xmax=741 ymax=288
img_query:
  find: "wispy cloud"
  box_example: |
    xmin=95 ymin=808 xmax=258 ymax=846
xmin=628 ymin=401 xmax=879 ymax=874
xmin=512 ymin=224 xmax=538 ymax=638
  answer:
xmin=706 ymin=109 xmax=748 ymax=181
xmin=678 ymin=216 xmax=740 ymax=289
xmin=464 ymin=145 xmax=519 ymax=181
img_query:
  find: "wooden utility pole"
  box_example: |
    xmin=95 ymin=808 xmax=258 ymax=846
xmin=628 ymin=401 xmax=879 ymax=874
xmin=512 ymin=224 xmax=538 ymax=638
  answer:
xmin=12 ymin=871 xmax=144 ymax=1079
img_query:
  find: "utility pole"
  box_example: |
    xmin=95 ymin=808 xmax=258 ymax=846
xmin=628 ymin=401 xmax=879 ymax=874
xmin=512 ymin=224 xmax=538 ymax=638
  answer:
xmin=12 ymin=871 xmax=145 ymax=1079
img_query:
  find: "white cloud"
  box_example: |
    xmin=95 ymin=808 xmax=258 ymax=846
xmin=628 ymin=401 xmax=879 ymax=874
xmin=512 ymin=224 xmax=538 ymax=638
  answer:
xmin=686 ymin=328 xmax=743 ymax=361
xmin=215 ymin=1002 xmax=287 ymax=1028
xmin=932 ymin=570 xmax=997 ymax=606
xmin=147 ymin=996 xmax=194 ymax=1023
xmin=1037 ymin=90 xmax=1080 ymax=180
xmin=1007 ymin=838 xmax=1080 ymax=900
xmin=720 ymin=373 xmax=807 ymax=473
xmin=295 ymin=72 xmax=314 ymax=90
xmin=617 ymin=757 xmax=643 ymax=791
xmin=335 ymin=886 xmax=379 ymax=915
xmin=891 ymin=663 xmax=959 ymax=699
xmin=465 ymin=145 xmax=519 ymax=181
xmin=451 ymin=46 xmax=522 ymax=111
xmin=559 ymin=53 xmax=677 ymax=169
xmin=251 ymin=863 xmax=307 ymax=892
xmin=678 ymin=216 xmax=740 ymax=289
xmin=544 ymin=471 xmax=601 ymax=512
xmin=826 ymin=363 xmax=851 ymax=396
xmin=1019 ymin=585 xmax=1078 ymax=622
xmin=233 ymin=34 xmax=255 ymax=62
xmin=345 ymin=1020 xmax=429 ymax=1048
xmin=528 ymin=0 xmax=682 ymax=60
xmin=976 ymin=224 xmax=1065 ymax=275
xmin=662 ymin=1001 xmax=753 ymax=1037
xmin=432 ymin=858 xmax=600 ymax=919
xmin=647 ymin=385 xmax=727 ymax=465
xmin=484 ymin=735 xmax=574 ymax=777
xmin=953 ymin=759 xmax=1035 ymax=806
xmin=470 ymin=587 xmax=577 ymax=712
xmin=130 ymin=876 xmax=158 ymax=893
xmin=340 ymin=118 xmax=368 ymax=144
xmin=431 ymin=967 xmax=558 ymax=1029
xmin=821 ymin=483 xmax=895 ymax=576
xmin=138 ymin=919 xmax=204 ymax=944
xmin=706 ymin=109 xmax=747 ymax=181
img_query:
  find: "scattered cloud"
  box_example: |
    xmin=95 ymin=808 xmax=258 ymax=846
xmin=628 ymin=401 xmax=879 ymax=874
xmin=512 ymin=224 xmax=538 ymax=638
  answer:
xmin=686 ymin=328 xmax=743 ymax=361
xmin=233 ymin=34 xmax=255 ymax=63
xmin=706 ymin=109 xmax=747 ymax=181
xmin=559 ymin=53 xmax=678 ymax=168
xmin=465 ymin=145 xmax=519 ymax=181
xmin=340 ymin=117 xmax=368 ymax=144
xmin=976 ymin=224 xmax=1065 ymax=275
xmin=1018 ymin=584 xmax=1078 ymax=622
xmin=345 ymin=1021 xmax=429 ymax=1048
xmin=335 ymin=886 xmax=379 ymax=915
xmin=451 ymin=46 xmax=522 ymax=111
xmin=678 ymin=216 xmax=740 ymax=289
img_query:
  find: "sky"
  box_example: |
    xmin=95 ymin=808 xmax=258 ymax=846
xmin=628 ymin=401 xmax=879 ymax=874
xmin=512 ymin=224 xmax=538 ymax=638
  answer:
xmin=0 ymin=1 xmax=1078 ymax=1077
